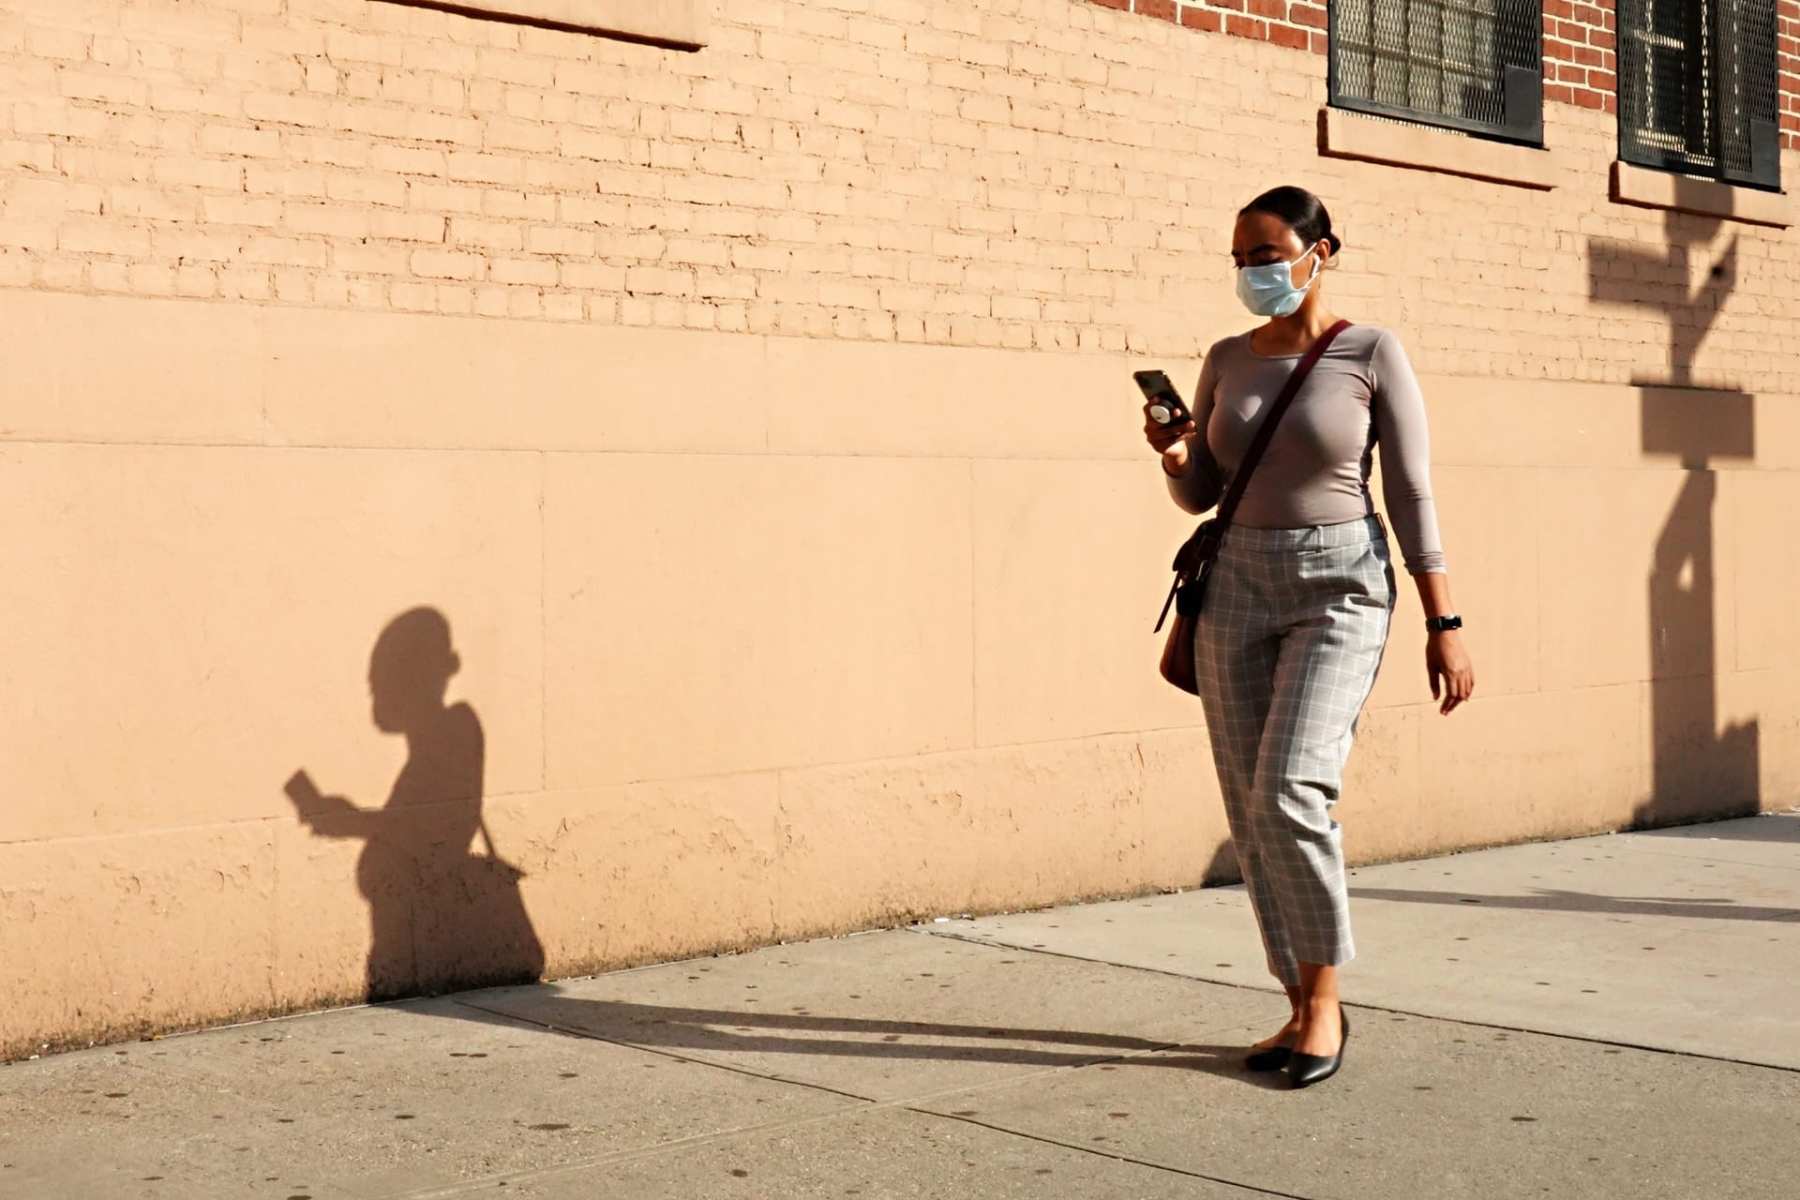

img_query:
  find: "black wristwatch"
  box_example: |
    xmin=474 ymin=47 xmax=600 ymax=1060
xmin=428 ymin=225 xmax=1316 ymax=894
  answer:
xmin=1425 ymin=614 xmax=1463 ymax=633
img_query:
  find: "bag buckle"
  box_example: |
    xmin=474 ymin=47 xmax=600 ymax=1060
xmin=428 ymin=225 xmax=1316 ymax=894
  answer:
xmin=1155 ymin=519 xmax=1223 ymax=631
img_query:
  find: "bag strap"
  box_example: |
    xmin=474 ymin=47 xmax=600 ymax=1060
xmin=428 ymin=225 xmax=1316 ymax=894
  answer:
xmin=1152 ymin=319 xmax=1353 ymax=634
xmin=1213 ymin=318 xmax=1351 ymax=529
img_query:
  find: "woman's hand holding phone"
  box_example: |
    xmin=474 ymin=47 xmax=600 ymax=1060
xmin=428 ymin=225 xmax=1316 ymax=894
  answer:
xmin=1147 ymin=411 xmax=1197 ymax=477
xmin=1135 ymin=369 xmax=1197 ymax=476
xmin=1142 ymin=406 xmax=1194 ymax=451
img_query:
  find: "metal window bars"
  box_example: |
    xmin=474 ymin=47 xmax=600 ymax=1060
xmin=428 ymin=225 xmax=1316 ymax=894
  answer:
xmin=1619 ymin=0 xmax=1781 ymax=190
xmin=1329 ymin=0 xmax=1545 ymax=145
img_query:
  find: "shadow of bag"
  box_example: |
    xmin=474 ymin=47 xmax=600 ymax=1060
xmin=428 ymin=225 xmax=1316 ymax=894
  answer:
xmin=476 ymin=818 xmax=529 ymax=883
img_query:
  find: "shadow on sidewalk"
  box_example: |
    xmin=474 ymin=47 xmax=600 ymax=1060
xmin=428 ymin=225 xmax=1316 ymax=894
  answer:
xmin=1345 ymin=884 xmax=1800 ymax=924
xmin=443 ymin=990 xmax=1296 ymax=1087
xmin=1629 ymin=815 xmax=1798 ymax=845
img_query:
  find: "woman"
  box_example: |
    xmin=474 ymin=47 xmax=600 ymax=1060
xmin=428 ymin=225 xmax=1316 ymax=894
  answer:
xmin=1144 ymin=186 xmax=1474 ymax=1089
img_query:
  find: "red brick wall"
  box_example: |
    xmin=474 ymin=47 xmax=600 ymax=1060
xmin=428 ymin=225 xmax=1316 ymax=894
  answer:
xmin=1089 ymin=0 xmax=1328 ymax=54
xmin=1545 ymin=0 xmax=1616 ymax=114
xmin=1096 ymin=0 xmax=1800 ymax=151
xmin=1781 ymin=0 xmax=1800 ymax=147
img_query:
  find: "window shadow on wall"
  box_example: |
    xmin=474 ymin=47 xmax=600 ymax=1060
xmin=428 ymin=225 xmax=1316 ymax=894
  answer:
xmin=1639 ymin=393 xmax=1759 ymax=826
xmin=1588 ymin=203 xmax=1760 ymax=831
xmin=284 ymin=606 xmax=545 ymax=1001
xmin=375 ymin=0 xmax=701 ymax=49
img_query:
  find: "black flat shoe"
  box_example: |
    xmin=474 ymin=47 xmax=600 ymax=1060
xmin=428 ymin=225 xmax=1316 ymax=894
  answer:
xmin=1242 ymin=1041 xmax=1293 ymax=1071
xmin=1285 ymin=1004 xmax=1349 ymax=1089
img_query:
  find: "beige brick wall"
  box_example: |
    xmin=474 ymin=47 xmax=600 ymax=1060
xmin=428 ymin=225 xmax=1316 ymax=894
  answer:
xmin=0 ymin=0 xmax=1793 ymax=385
xmin=2 ymin=0 xmax=1798 ymax=1058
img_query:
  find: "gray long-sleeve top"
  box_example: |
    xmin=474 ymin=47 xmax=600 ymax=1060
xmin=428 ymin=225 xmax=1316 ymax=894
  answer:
xmin=1164 ymin=324 xmax=1447 ymax=574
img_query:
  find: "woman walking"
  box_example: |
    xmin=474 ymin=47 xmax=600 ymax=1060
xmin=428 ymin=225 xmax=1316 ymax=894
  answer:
xmin=1144 ymin=186 xmax=1474 ymax=1088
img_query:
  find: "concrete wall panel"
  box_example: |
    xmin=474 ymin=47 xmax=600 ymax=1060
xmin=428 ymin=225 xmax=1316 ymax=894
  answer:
xmin=0 ymin=442 xmax=545 ymax=844
xmin=972 ymin=458 xmax=1200 ymax=749
xmin=542 ymin=451 xmax=976 ymax=787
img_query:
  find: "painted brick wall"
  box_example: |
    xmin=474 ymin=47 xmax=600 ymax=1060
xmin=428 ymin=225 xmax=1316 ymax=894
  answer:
xmin=0 ymin=0 xmax=1797 ymax=390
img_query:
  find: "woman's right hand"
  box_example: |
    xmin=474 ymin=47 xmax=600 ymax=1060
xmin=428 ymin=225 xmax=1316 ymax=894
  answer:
xmin=1144 ymin=408 xmax=1196 ymax=475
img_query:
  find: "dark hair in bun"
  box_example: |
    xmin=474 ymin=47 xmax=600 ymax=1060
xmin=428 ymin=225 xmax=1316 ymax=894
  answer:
xmin=1240 ymin=185 xmax=1342 ymax=257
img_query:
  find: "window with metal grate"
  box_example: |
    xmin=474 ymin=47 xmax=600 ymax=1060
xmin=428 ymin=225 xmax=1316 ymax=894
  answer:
xmin=1618 ymin=0 xmax=1781 ymax=190
xmin=1329 ymin=0 xmax=1544 ymax=145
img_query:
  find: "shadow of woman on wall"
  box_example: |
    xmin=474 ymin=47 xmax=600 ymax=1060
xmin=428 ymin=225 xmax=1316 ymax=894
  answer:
xmin=284 ymin=607 xmax=545 ymax=1001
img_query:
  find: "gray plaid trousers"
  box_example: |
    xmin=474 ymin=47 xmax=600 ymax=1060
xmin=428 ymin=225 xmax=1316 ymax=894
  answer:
xmin=1192 ymin=514 xmax=1396 ymax=987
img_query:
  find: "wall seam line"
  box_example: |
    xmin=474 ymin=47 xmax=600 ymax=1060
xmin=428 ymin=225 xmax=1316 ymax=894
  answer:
xmin=540 ymin=449 xmax=549 ymax=793
xmin=968 ymin=457 xmax=978 ymax=753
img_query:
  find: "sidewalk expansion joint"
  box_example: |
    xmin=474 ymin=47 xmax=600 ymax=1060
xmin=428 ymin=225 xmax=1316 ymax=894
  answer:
xmin=1598 ymin=844 xmax=1800 ymax=874
xmin=900 ymin=1107 xmax=1324 ymax=1200
xmin=913 ymin=925 xmax=1800 ymax=1076
xmin=441 ymin=995 xmax=1303 ymax=1199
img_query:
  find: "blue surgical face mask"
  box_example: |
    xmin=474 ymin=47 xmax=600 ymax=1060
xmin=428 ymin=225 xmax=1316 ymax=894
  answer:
xmin=1235 ymin=241 xmax=1323 ymax=318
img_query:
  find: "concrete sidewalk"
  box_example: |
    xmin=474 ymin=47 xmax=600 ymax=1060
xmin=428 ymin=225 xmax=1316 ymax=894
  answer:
xmin=4 ymin=813 xmax=1797 ymax=1200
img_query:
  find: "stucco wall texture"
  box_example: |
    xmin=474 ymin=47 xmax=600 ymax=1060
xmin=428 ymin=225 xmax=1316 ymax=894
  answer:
xmin=2 ymin=0 xmax=1797 ymax=1059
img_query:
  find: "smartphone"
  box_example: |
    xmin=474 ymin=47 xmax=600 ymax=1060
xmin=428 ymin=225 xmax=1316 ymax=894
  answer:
xmin=1133 ymin=369 xmax=1192 ymax=428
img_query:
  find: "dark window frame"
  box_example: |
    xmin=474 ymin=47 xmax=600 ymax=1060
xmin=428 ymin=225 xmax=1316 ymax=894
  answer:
xmin=1328 ymin=0 xmax=1546 ymax=147
xmin=1618 ymin=0 xmax=1782 ymax=191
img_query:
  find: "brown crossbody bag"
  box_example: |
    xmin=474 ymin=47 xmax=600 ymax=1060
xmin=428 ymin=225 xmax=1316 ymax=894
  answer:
xmin=1155 ymin=319 xmax=1352 ymax=694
